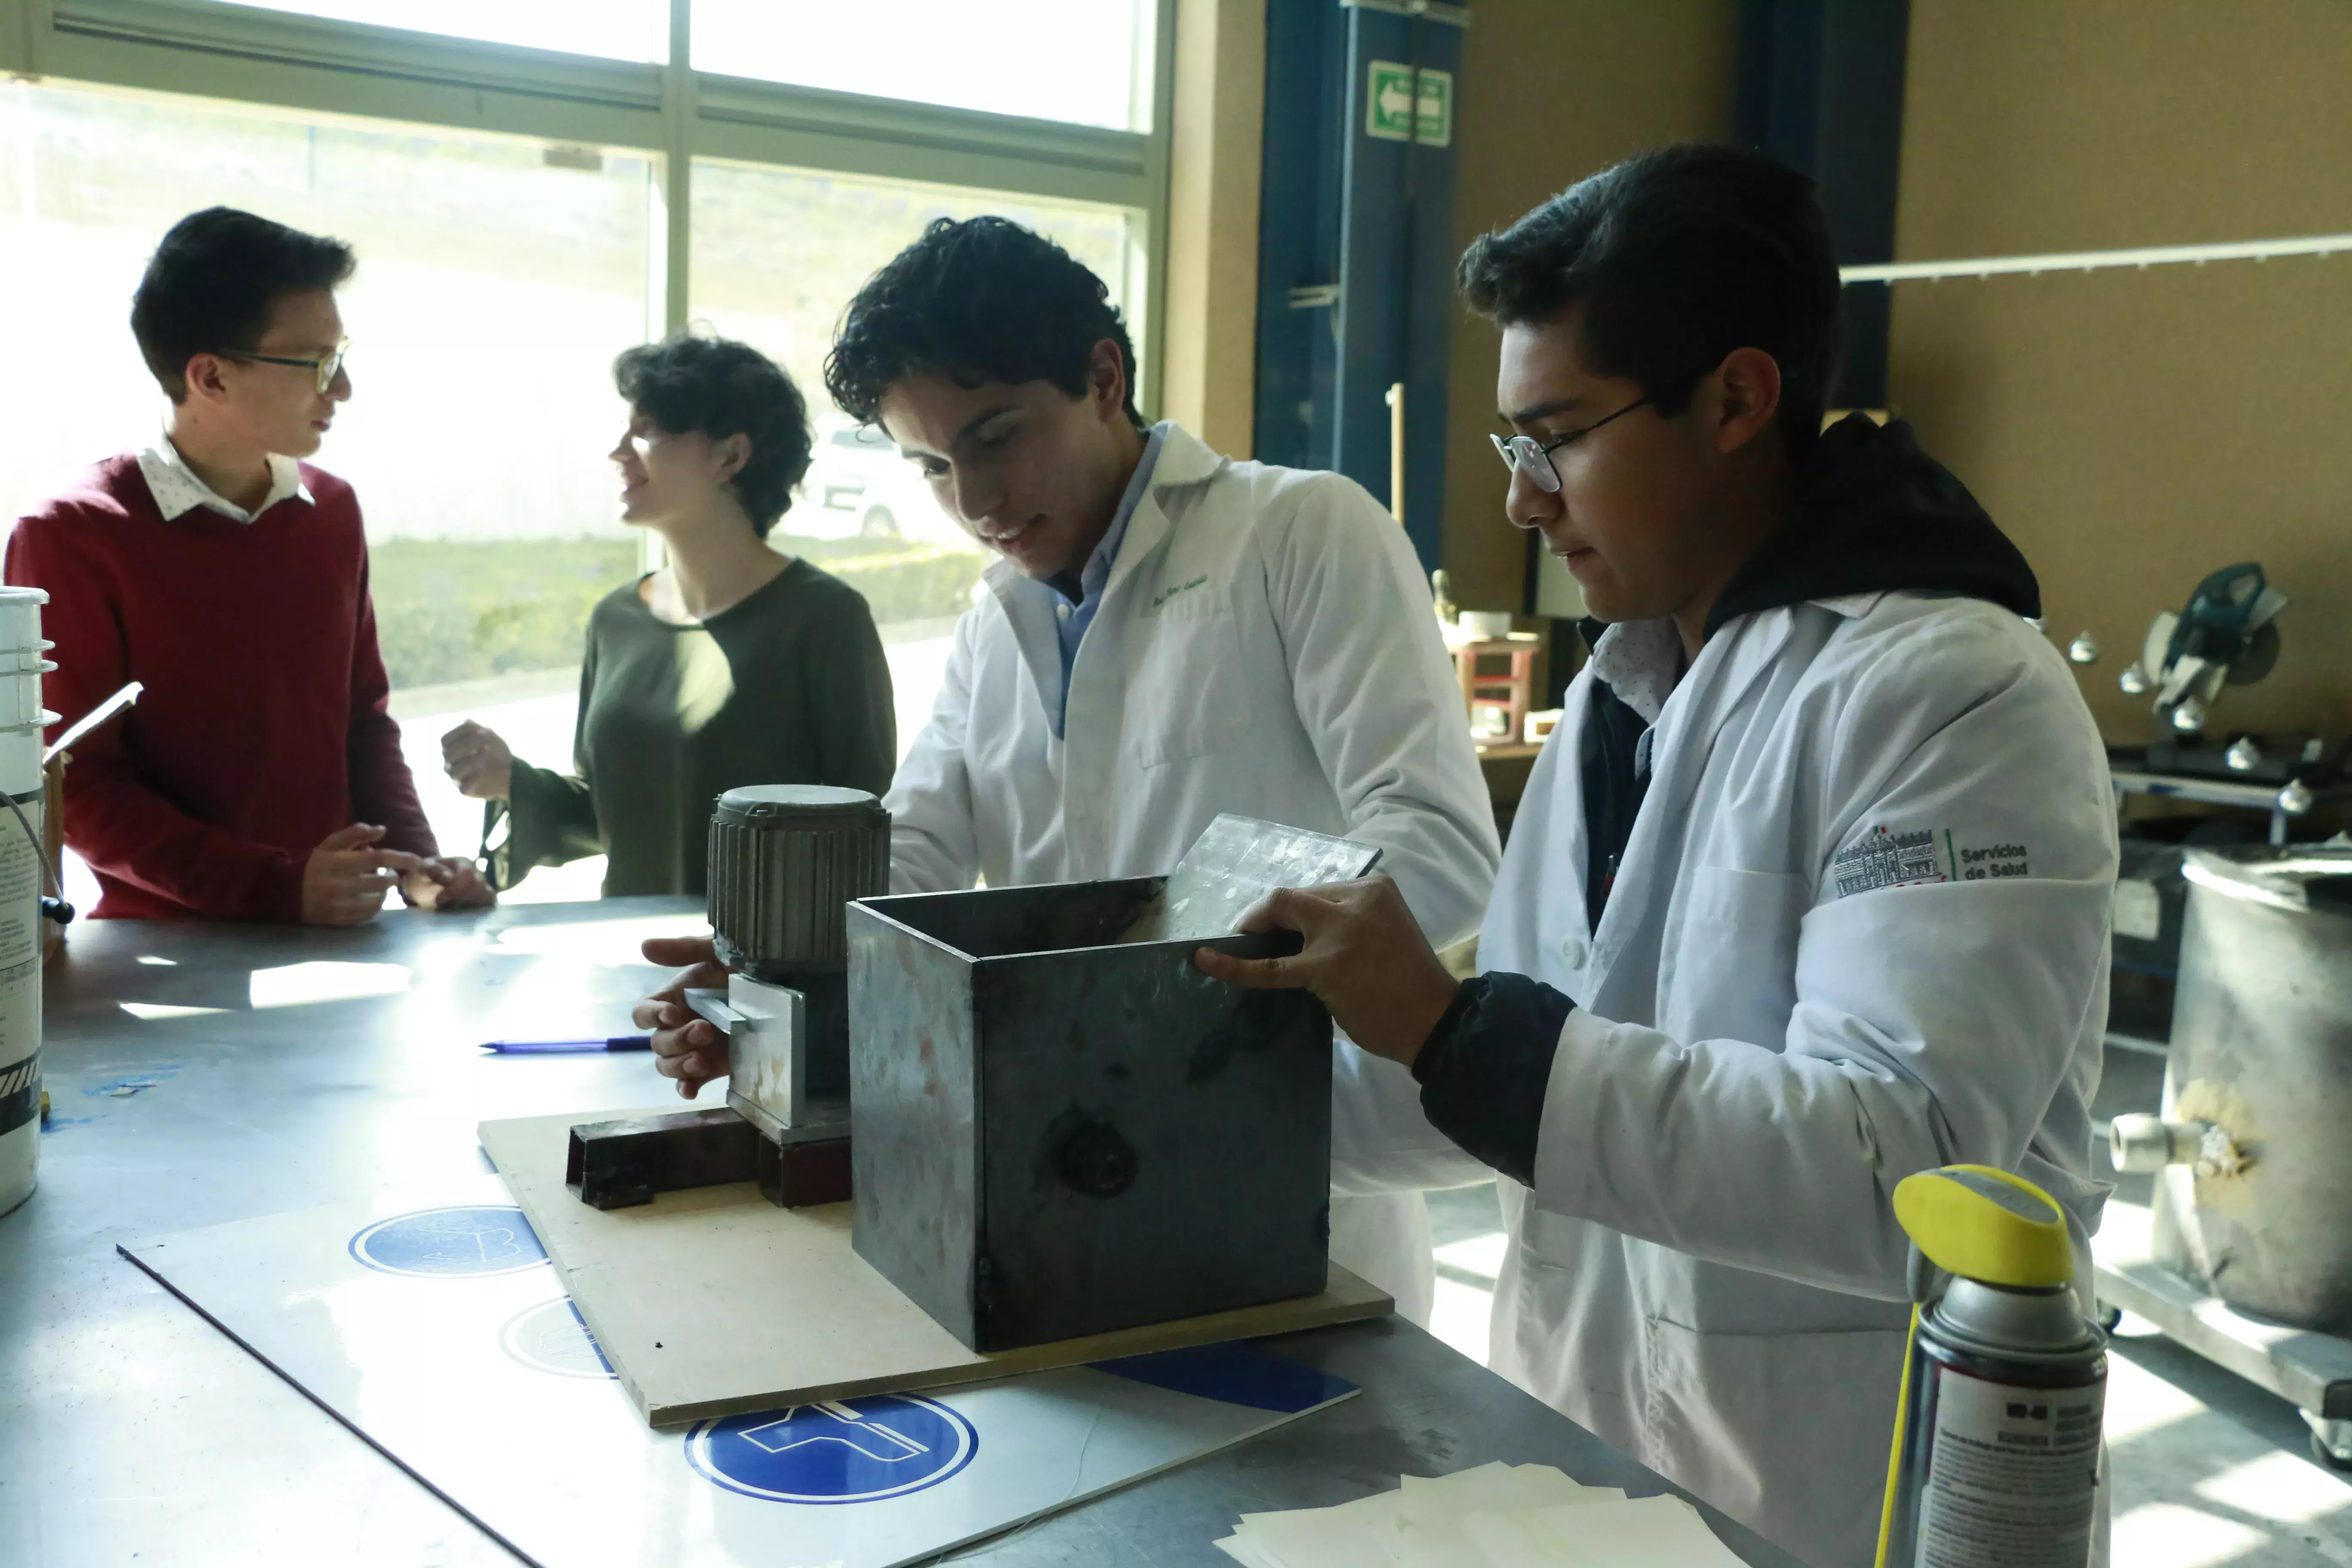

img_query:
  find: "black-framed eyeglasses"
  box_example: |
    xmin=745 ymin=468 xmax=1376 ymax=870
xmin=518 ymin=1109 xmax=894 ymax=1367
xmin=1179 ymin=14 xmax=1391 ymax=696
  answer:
xmin=219 ymin=336 xmax=349 ymax=395
xmin=1489 ymin=396 xmax=1649 ymax=494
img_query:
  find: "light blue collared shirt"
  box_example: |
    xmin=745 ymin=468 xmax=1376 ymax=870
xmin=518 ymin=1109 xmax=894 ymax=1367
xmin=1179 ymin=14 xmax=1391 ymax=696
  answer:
xmin=1023 ymin=421 xmax=1166 ymax=738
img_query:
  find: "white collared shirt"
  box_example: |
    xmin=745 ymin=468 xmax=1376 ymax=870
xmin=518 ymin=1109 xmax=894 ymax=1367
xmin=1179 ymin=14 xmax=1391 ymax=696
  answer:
xmin=135 ymin=431 xmax=312 ymax=524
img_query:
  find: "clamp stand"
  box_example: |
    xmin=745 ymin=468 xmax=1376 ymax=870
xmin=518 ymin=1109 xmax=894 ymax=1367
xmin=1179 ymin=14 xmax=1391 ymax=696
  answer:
xmin=565 ymin=972 xmax=851 ymax=1211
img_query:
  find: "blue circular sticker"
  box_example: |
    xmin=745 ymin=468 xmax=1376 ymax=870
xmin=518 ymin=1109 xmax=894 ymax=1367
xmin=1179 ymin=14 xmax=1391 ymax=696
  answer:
xmin=348 ymin=1205 xmax=548 ymax=1278
xmin=500 ymin=1298 xmax=614 ymax=1379
xmin=687 ymin=1395 xmax=977 ymax=1504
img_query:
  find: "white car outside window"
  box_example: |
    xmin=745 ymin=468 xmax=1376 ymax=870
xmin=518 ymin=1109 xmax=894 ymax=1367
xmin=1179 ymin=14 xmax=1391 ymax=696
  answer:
xmin=799 ymin=416 xmax=969 ymax=548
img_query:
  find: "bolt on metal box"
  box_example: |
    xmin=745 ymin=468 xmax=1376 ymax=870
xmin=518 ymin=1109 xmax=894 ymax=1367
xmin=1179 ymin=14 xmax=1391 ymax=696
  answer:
xmin=847 ymin=878 xmax=1336 ymax=1352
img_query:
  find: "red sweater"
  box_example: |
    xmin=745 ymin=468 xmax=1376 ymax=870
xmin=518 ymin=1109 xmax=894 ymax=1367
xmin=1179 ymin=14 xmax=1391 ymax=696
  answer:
xmin=5 ymin=454 xmax=437 ymax=920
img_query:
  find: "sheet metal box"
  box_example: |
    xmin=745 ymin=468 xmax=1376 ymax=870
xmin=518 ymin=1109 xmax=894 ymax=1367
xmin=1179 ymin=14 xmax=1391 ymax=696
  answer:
xmin=847 ymin=878 xmax=1335 ymax=1352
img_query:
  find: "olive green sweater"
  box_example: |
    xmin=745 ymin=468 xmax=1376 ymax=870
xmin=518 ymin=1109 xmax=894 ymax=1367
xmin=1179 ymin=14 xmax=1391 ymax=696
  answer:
xmin=492 ymin=561 xmax=895 ymax=897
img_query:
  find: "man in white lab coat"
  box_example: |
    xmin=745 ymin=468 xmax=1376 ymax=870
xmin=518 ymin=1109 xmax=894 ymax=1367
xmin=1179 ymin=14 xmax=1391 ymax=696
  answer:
xmin=636 ymin=216 xmax=1501 ymax=1322
xmin=1199 ymin=146 xmax=2116 ymax=1565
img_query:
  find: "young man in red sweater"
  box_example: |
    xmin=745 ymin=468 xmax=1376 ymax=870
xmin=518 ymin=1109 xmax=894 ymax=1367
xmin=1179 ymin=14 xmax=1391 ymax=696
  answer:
xmin=6 ymin=207 xmax=490 ymax=923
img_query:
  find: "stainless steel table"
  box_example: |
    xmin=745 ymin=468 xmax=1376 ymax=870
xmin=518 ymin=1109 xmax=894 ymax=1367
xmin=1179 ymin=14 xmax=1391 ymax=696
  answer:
xmin=1 ymin=898 xmax=1804 ymax=1567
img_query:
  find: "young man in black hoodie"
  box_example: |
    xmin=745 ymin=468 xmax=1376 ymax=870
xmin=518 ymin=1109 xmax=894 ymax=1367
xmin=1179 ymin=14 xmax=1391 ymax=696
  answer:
xmin=1197 ymin=145 xmax=2116 ymax=1565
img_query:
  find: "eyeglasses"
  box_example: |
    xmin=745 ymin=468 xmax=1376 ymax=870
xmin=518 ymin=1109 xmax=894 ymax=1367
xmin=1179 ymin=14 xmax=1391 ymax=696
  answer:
xmin=220 ymin=336 xmax=350 ymax=394
xmin=1489 ymin=396 xmax=1649 ymax=493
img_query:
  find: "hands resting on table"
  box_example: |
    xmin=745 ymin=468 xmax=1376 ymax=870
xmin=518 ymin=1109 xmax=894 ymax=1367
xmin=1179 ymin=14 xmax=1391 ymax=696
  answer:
xmin=627 ymin=871 xmax=1456 ymax=1097
xmin=302 ymin=823 xmax=493 ymax=926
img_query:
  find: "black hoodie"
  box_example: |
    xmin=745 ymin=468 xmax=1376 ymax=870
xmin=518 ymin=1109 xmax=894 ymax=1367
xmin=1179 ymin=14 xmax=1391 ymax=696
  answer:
xmin=1412 ymin=416 xmax=2043 ymax=1187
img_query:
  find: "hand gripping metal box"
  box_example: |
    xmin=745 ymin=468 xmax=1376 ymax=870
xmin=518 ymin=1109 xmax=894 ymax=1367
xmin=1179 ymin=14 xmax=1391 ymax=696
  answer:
xmin=846 ymin=876 xmax=1338 ymax=1353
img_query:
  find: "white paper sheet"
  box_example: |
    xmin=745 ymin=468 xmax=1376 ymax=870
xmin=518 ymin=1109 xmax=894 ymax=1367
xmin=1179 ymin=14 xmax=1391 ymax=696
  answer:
xmin=1220 ymin=1462 xmax=1746 ymax=1568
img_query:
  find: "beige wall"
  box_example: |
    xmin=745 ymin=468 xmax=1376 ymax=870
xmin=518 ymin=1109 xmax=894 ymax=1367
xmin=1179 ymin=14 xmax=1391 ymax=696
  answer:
xmin=1160 ymin=0 xmax=1266 ymax=459
xmin=1890 ymin=0 xmax=2352 ymax=743
xmin=1439 ymin=0 xmax=1740 ymax=612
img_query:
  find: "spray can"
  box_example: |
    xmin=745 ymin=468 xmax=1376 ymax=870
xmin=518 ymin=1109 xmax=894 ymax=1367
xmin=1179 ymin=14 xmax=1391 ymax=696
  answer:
xmin=1876 ymin=1164 xmax=2105 ymax=1568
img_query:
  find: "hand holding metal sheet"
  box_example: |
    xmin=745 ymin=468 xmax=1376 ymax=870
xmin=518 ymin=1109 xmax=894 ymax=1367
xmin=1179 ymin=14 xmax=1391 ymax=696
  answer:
xmin=1121 ymin=813 xmax=1385 ymax=943
xmin=1194 ymin=874 xmax=1461 ymax=1069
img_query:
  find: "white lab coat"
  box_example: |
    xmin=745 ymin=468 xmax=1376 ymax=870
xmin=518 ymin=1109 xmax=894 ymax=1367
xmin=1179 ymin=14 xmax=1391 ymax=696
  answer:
xmin=1479 ymin=591 xmax=2116 ymax=1566
xmin=884 ymin=423 xmax=1500 ymax=1324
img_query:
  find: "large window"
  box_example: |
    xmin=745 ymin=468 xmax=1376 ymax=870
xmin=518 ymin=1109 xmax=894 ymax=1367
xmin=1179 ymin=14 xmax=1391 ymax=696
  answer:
xmin=181 ymin=0 xmax=668 ymax=61
xmin=692 ymin=1 xmax=1155 ymax=131
xmin=1 ymin=4 xmax=1163 ymax=906
xmin=690 ymin=160 xmax=1138 ymax=755
xmin=1 ymin=80 xmax=656 ymax=899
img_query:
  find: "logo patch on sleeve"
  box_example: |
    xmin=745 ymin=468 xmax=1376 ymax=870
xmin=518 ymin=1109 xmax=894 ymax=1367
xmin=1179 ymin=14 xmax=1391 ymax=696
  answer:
xmin=1833 ymin=827 xmax=1952 ymax=898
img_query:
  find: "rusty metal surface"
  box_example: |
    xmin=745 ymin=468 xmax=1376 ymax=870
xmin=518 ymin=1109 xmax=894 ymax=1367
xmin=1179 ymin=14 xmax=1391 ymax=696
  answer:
xmin=974 ymin=932 xmax=1330 ymax=1350
xmin=754 ymin=1131 xmax=853 ymax=1207
xmin=565 ymin=1106 xmax=759 ymax=1210
xmin=848 ymin=880 xmax=1331 ymax=1354
xmin=848 ymin=900 xmax=986 ymax=1347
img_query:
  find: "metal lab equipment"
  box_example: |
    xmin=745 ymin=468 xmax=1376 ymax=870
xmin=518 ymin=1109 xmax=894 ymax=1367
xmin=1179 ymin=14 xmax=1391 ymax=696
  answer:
xmin=2119 ymin=846 xmax=2352 ymax=1335
xmin=701 ymin=784 xmax=891 ymax=1118
xmin=847 ymin=815 xmax=1379 ymax=1353
xmin=2113 ymin=562 xmax=2327 ymax=782
xmin=567 ymin=785 xmax=888 ymax=1211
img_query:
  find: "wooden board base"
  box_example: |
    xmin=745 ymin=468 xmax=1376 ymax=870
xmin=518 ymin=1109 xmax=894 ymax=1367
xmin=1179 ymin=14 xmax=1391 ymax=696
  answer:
xmin=481 ymin=1109 xmax=1392 ymax=1429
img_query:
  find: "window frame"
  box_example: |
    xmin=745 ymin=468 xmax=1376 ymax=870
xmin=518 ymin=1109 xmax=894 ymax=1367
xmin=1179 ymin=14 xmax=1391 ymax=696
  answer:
xmin=6 ymin=0 xmax=1176 ymax=413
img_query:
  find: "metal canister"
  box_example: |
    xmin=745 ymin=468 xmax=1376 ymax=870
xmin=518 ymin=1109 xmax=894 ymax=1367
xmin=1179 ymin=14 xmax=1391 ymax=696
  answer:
xmin=1878 ymin=1166 xmax=2105 ymax=1568
xmin=2149 ymin=845 xmax=2352 ymax=1334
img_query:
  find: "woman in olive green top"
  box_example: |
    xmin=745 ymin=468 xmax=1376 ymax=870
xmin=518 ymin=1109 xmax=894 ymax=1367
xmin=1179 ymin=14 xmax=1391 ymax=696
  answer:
xmin=441 ymin=333 xmax=895 ymax=896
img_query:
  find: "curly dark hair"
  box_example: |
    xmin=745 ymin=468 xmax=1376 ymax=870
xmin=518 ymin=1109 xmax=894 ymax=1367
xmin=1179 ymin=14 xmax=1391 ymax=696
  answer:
xmin=131 ymin=207 xmax=355 ymax=402
xmin=824 ymin=216 xmax=1142 ymax=429
xmin=614 ymin=332 xmax=813 ymax=537
xmin=1458 ymin=144 xmax=1841 ymax=456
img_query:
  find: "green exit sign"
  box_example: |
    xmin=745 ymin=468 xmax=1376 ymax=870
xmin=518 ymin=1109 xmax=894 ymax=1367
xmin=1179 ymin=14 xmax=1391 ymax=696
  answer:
xmin=1365 ymin=61 xmax=1453 ymax=147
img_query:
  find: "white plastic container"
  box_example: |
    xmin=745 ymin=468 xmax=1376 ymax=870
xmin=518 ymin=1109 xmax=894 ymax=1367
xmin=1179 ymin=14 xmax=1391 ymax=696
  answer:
xmin=0 ymin=651 xmax=55 ymax=727
xmin=0 ymin=587 xmax=46 ymax=655
xmin=0 ymin=585 xmax=49 ymax=1216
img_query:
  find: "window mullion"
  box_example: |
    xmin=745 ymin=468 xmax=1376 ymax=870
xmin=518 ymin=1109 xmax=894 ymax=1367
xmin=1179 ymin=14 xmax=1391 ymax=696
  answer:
xmin=660 ymin=0 xmax=692 ymax=337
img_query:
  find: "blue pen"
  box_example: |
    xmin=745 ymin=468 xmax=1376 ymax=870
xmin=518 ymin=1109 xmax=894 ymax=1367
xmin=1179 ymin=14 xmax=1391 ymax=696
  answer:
xmin=480 ymin=1035 xmax=654 ymax=1055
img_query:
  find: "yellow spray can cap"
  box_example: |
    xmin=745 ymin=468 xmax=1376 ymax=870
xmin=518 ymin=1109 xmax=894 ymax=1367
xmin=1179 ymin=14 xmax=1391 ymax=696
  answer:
xmin=1892 ymin=1165 xmax=2074 ymax=1290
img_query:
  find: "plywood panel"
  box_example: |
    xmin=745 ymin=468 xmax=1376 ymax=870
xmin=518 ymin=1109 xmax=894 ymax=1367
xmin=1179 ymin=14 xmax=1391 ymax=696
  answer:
xmin=1890 ymin=0 xmax=2352 ymax=753
xmin=481 ymin=1109 xmax=1390 ymax=1429
xmin=1898 ymin=0 xmax=2352 ymax=262
xmin=1890 ymin=245 xmax=2352 ymax=745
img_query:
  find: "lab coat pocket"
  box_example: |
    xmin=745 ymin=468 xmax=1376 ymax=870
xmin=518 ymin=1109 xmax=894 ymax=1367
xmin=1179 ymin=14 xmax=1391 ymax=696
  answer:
xmin=1664 ymin=865 xmax=1808 ymax=1043
xmin=1643 ymin=1315 xmax=1905 ymax=1565
xmin=1127 ymin=596 xmax=1253 ymax=768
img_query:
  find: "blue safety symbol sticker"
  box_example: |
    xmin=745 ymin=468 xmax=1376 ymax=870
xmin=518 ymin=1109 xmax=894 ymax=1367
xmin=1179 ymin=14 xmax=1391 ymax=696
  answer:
xmin=686 ymin=1394 xmax=978 ymax=1504
xmin=348 ymin=1204 xmax=549 ymax=1278
xmin=500 ymin=1297 xmax=615 ymax=1379
xmin=1090 ymin=1342 xmax=1357 ymax=1413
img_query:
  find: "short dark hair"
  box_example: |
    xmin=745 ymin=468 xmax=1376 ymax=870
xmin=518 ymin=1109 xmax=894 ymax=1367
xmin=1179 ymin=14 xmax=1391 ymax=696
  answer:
xmin=130 ymin=207 xmax=356 ymax=402
xmin=1457 ymin=144 xmax=1841 ymax=456
xmin=824 ymin=216 xmax=1142 ymax=429
xmin=614 ymin=332 xmax=812 ymax=537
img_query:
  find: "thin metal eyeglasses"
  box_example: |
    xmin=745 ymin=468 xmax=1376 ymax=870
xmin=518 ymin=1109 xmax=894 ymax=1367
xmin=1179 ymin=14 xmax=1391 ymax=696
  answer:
xmin=219 ymin=336 xmax=350 ymax=394
xmin=1489 ymin=396 xmax=1649 ymax=493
